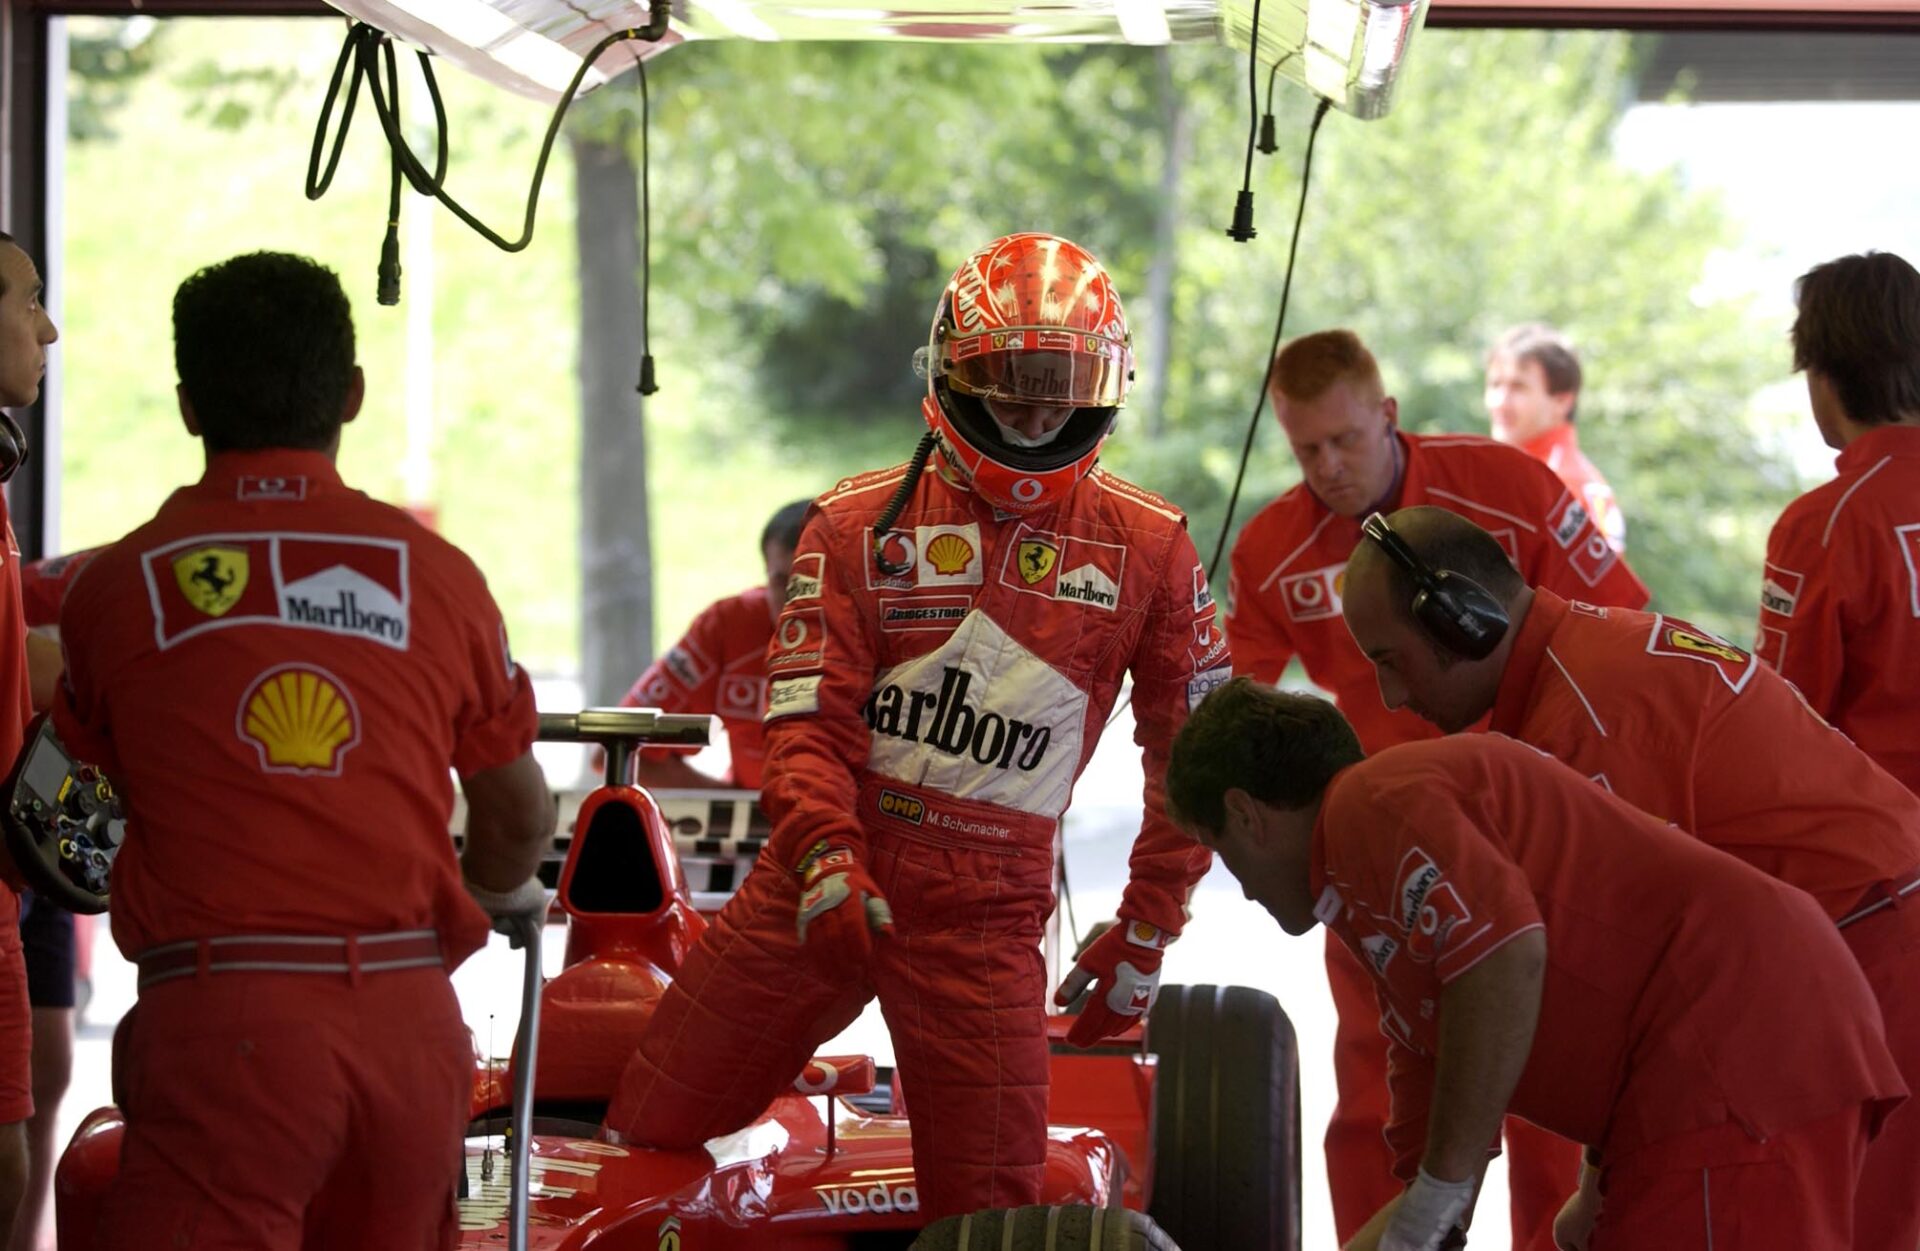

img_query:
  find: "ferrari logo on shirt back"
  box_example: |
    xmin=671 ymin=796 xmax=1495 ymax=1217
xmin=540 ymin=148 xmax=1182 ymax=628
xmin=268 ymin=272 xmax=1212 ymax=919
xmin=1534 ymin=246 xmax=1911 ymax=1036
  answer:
xmin=173 ymin=545 xmax=249 ymax=617
xmin=1665 ymin=627 xmax=1745 ymax=665
xmin=1017 ymin=540 xmax=1058 ymax=585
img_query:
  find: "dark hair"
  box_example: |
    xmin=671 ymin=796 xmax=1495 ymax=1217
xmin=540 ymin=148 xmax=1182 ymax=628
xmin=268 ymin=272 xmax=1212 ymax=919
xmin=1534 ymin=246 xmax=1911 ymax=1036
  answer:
xmin=173 ymin=252 xmax=356 ymax=452
xmin=761 ymin=499 xmax=811 ymax=555
xmin=1490 ymin=323 xmax=1582 ymax=423
xmin=1167 ymin=678 xmax=1363 ymax=834
xmin=0 ymin=230 xmax=15 ymax=297
xmin=1364 ymin=506 xmax=1527 ymax=628
xmin=1269 ymin=329 xmax=1384 ymax=403
xmin=1792 ymin=251 xmax=1920 ymax=426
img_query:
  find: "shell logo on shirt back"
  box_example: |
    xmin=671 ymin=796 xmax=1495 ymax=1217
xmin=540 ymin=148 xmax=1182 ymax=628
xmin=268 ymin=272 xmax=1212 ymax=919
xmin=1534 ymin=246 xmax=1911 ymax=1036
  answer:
xmin=236 ymin=664 xmax=361 ymax=775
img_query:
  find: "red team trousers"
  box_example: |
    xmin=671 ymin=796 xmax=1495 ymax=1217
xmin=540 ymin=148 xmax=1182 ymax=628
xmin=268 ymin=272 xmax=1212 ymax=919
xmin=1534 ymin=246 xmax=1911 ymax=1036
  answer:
xmin=95 ymin=965 xmax=471 ymax=1251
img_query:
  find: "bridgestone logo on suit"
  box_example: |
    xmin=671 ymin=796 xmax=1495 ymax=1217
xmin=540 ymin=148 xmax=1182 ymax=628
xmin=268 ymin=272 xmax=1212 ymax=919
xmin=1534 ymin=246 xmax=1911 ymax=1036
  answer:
xmin=865 ymin=666 xmax=1051 ymax=771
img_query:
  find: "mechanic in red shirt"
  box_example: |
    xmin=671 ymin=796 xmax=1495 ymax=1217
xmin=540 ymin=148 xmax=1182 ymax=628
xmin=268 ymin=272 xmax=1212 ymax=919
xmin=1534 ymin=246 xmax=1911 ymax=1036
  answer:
xmin=0 ymin=230 xmax=59 ymax=1244
xmin=50 ymin=252 xmax=555 ymax=1250
xmin=1168 ymin=679 xmax=1906 ymax=1251
xmin=1484 ymin=324 xmax=1625 ymax=552
xmin=1343 ymin=504 xmax=1920 ymax=1248
xmin=609 ymin=233 xmax=1224 ymax=1219
xmin=617 ymin=498 xmax=809 ymax=788
xmin=1756 ymin=250 xmax=1920 ymax=795
xmin=10 ymin=545 xmax=100 ymax=1251
xmin=1226 ymin=328 xmax=1648 ymax=1246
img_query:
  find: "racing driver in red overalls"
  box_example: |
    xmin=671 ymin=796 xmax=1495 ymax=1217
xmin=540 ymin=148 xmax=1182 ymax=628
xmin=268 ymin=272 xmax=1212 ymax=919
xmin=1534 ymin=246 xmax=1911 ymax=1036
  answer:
xmin=607 ymin=232 xmax=1227 ymax=1220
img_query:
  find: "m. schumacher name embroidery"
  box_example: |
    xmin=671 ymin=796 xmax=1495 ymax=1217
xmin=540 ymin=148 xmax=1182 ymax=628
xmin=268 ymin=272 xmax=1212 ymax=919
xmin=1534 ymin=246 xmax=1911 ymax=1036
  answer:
xmin=142 ymin=532 xmax=410 ymax=651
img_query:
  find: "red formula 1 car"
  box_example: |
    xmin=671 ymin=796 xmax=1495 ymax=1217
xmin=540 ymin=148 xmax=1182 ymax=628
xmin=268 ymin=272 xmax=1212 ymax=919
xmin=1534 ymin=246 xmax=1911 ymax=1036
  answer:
xmin=54 ymin=709 xmax=1302 ymax=1251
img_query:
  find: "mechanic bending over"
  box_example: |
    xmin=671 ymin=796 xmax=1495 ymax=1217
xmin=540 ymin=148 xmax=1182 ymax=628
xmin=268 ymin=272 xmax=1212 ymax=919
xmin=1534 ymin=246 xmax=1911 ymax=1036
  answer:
xmin=1756 ymin=250 xmax=1920 ymax=798
xmin=1342 ymin=505 xmax=1920 ymax=1250
xmin=607 ymin=232 xmax=1228 ymax=1220
xmin=1169 ymin=679 xmax=1906 ymax=1251
xmin=616 ymin=497 xmax=810 ymax=789
xmin=0 ymin=230 xmax=62 ymax=1244
xmin=49 ymin=252 xmax=555 ymax=1250
xmin=1224 ymin=328 xmax=1649 ymax=1251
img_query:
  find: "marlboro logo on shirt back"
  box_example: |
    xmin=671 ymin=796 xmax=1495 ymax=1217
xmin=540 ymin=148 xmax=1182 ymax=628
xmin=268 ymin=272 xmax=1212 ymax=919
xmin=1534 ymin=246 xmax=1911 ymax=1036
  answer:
xmin=142 ymin=532 xmax=411 ymax=651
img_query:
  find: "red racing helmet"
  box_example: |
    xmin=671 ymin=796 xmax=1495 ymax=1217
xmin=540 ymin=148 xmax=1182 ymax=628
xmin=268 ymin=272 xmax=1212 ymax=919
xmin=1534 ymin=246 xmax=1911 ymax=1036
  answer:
xmin=918 ymin=233 xmax=1134 ymax=514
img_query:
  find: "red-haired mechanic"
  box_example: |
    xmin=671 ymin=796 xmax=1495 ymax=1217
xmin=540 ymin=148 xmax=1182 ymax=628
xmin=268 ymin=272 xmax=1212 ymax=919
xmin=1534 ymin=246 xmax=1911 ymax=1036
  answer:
xmin=1225 ymin=328 xmax=1649 ymax=1247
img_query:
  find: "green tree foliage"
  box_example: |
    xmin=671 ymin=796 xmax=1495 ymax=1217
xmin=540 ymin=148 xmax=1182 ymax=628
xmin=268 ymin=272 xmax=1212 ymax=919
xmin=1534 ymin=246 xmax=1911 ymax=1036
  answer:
xmin=60 ymin=18 xmax=1796 ymax=665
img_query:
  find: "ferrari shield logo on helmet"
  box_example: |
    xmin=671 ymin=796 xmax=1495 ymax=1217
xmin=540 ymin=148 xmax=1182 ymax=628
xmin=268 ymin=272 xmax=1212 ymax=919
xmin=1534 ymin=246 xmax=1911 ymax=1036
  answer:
xmin=1016 ymin=540 xmax=1058 ymax=585
xmin=172 ymin=545 xmax=249 ymax=617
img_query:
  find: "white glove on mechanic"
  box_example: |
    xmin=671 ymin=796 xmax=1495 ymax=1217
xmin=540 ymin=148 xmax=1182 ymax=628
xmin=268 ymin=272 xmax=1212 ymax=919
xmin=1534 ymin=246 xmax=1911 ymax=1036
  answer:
xmin=1381 ymin=1169 xmax=1475 ymax=1251
xmin=465 ymin=875 xmax=547 ymax=949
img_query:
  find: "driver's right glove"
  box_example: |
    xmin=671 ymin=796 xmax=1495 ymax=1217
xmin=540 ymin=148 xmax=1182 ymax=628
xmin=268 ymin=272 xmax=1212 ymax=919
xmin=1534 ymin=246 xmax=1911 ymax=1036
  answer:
xmin=793 ymin=840 xmax=893 ymax=964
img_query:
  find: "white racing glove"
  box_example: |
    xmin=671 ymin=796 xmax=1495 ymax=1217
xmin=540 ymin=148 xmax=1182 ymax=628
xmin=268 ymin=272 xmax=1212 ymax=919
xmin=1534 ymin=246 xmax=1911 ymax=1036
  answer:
xmin=1381 ymin=1169 xmax=1475 ymax=1251
xmin=465 ymin=875 xmax=547 ymax=949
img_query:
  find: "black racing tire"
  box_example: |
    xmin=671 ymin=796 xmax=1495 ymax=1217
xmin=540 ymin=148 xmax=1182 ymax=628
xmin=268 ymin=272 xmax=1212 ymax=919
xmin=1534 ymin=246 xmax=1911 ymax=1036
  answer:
xmin=910 ymin=1205 xmax=1179 ymax=1251
xmin=1147 ymin=984 xmax=1301 ymax=1251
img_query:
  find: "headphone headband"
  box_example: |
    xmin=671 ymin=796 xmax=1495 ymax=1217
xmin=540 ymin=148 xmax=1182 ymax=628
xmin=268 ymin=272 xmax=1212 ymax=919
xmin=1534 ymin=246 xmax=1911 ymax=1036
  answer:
xmin=1357 ymin=510 xmax=1511 ymax=661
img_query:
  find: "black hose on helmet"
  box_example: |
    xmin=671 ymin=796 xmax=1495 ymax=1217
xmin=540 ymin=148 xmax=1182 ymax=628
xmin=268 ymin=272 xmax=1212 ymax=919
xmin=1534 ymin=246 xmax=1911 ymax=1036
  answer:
xmin=872 ymin=432 xmax=939 ymax=575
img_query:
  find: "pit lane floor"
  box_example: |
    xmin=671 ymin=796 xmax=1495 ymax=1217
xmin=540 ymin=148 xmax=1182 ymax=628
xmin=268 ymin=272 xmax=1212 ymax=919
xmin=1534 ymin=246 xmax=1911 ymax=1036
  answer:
xmin=52 ymin=685 xmax=1522 ymax=1251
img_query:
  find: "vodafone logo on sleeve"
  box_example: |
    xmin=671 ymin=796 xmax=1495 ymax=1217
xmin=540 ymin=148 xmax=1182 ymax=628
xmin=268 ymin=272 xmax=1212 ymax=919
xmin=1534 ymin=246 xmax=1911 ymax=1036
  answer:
xmin=1280 ymin=563 xmax=1346 ymax=622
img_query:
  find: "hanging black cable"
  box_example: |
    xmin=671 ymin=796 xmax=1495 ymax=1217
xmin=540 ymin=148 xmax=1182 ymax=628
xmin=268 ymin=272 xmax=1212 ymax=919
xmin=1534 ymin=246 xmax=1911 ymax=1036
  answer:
xmin=1224 ymin=0 xmax=1265 ymax=241
xmin=1257 ymin=62 xmax=1281 ymax=154
xmin=1207 ymin=95 xmax=1332 ymax=574
xmin=1091 ymin=95 xmax=1333 ymax=750
xmin=636 ymin=59 xmax=657 ymax=396
xmin=308 ymin=4 xmax=669 ymax=258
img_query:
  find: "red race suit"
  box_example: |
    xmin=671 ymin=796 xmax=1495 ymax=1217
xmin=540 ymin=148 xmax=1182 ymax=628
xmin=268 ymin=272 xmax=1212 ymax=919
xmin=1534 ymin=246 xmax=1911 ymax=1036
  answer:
xmin=52 ymin=451 xmax=538 ymax=1250
xmin=1520 ymin=424 xmax=1625 ymax=552
xmin=0 ymin=495 xmax=34 ymax=1127
xmin=608 ymin=462 xmax=1223 ymax=1219
xmin=1493 ymin=588 xmax=1920 ymax=1247
xmin=1226 ymin=429 xmax=1649 ymax=1245
xmin=1316 ymin=736 xmax=1906 ymax=1251
xmin=619 ymin=585 xmax=772 ymax=786
xmin=1756 ymin=424 xmax=1920 ymax=796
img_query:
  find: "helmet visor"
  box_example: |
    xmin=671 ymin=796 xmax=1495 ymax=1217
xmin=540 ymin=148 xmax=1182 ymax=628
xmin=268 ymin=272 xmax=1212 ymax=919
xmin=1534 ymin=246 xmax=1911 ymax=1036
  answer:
xmin=939 ymin=327 xmax=1130 ymax=409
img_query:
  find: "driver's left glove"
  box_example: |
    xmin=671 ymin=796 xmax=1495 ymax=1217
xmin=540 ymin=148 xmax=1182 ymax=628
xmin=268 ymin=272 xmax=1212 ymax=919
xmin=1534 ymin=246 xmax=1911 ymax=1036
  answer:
xmin=1053 ymin=916 xmax=1170 ymax=1047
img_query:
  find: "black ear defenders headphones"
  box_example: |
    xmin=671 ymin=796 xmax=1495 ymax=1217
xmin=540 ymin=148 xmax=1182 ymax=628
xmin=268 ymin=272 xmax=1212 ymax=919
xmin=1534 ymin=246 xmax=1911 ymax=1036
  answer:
xmin=0 ymin=411 xmax=27 ymax=486
xmin=1358 ymin=512 xmax=1510 ymax=660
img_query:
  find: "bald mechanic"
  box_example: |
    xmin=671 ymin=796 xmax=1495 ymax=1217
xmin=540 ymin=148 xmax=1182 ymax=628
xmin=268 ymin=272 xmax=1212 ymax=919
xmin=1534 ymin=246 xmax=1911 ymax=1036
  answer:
xmin=1341 ymin=505 xmax=1920 ymax=1249
xmin=1226 ymin=328 xmax=1649 ymax=1247
xmin=1757 ymin=250 xmax=1920 ymax=796
xmin=1168 ymin=679 xmax=1906 ymax=1251
xmin=52 ymin=252 xmax=555 ymax=1249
